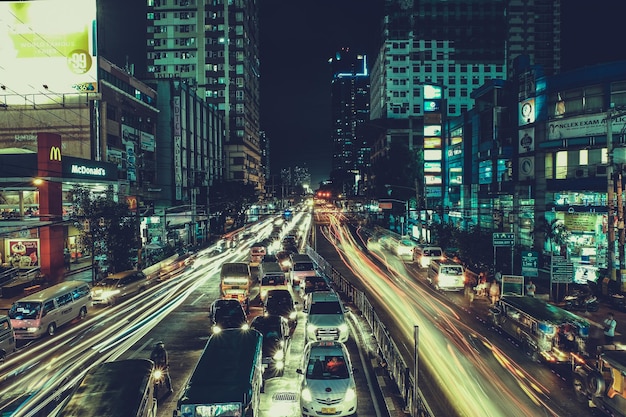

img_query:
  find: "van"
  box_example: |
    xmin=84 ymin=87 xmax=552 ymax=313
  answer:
xmin=258 ymin=262 xmax=289 ymax=302
xmin=220 ymin=262 xmax=252 ymax=312
xmin=413 ymin=245 xmax=444 ymax=268
xmin=0 ymin=315 xmax=16 ymax=362
xmin=427 ymin=259 xmax=466 ymax=291
xmin=304 ymin=291 xmax=349 ymax=343
xmin=290 ymin=253 xmax=316 ymax=288
xmin=8 ymin=280 xmax=91 ymax=339
xmin=91 ymin=270 xmax=151 ymax=305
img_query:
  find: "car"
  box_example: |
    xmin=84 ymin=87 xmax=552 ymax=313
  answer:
xmin=208 ymin=298 xmax=249 ymax=334
xmin=264 ymin=289 xmax=298 ymax=335
xmin=304 ymin=291 xmax=349 ymax=343
xmin=301 ymin=275 xmax=331 ymax=300
xmin=250 ymin=314 xmax=291 ymax=378
xmin=91 ymin=270 xmax=151 ymax=305
xmin=275 ymin=250 xmax=293 ymax=272
xmin=296 ymin=341 xmax=358 ymax=417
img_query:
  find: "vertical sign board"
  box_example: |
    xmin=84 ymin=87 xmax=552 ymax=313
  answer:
xmin=521 ymin=251 xmax=538 ymax=277
xmin=551 ymin=255 xmax=574 ymax=284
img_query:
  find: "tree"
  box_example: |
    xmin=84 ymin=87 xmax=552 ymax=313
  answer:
xmin=70 ymin=185 xmax=138 ymax=275
xmin=209 ymin=181 xmax=258 ymax=231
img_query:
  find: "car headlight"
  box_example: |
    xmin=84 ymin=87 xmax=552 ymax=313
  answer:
xmin=213 ymin=325 xmax=222 ymax=334
xmin=289 ymin=311 xmax=297 ymax=320
xmin=273 ymin=349 xmax=285 ymax=361
xmin=338 ymin=323 xmax=349 ymax=333
xmin=306 ymin=323 xmax=317 ymax=333
xmin=344 ymin=386 xmax=356 ymax=402
xmin=27 ymin=327 xmax=39 ymax=333
xmin=301 ymin=387 xmax=312 ymax=402
xmin=241 ymin=323 xmax=250 ymax=331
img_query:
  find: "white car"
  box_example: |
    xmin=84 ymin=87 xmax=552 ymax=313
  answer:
xmin=296 ymin=341 xmax=358 ymax=417
xmin=304 ymin=291 xmax=349 ymax=343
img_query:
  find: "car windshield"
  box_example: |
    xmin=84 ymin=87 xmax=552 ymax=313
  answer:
xmin=262 ymin=275 xmax=287 ymax=286
xmin=9 ymin=301 xmax=42 ymax=320
xmin=266 ymin=296 xmax=293 ymax=313
xmin=306 ymin=354 xmax=349 ymax=379
xmin=294 ymin=262 xmax=314 ymax=271
xmin=309 ymin=301 xmax=342 ymax=315
xmin=96 ymin=278 xmax=121 ymax=287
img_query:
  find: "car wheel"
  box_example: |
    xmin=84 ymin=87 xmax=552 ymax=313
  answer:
xmin=572 ymin=375 xmax=588 ymax=403
xmin=78 ymin=306 xmax=87 ymax=319
xmin=47 ymin=323 xmax=57 ymax=336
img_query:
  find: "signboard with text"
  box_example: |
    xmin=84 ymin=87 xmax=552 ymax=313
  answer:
xmin=551 ymin=255 xmax=574 ymax=283
xmin=493 ymin=233 xmax=515 ymax=247
xmin=521 ymin=251 xmax=538 ymax=277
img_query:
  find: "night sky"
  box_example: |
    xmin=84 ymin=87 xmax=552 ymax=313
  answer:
xmin=100 ymin=0 xmax=626 ymax=188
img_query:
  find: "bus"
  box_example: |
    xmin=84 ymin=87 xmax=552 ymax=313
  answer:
xmin=174 ymin=328 xmax=264 ymax=417
xmin=220 ymin=262 xmax=252 ymax=313
xmin=55 ymin=359 xmax=157 ymax=417
xmin=489 ymin=295 xmax=590 ymax=363
xmin=9 ymin=280 xmax=91 ymax=339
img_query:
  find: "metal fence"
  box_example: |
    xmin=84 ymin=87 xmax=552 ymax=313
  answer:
xmin=307 ymin=246 xmax=433 ymax=417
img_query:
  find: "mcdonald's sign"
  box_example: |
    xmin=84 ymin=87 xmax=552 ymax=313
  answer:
xmin=49 ymin=146 xmax=62 ymax=161
xmin=127 ymin=195 xmax=138 ymax=211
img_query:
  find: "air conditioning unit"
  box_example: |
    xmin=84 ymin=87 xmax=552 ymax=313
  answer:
xmin=575 ymin=167 xmax=588 ymax=178
xmin=596 ymin=165 xmax=608 ymax=176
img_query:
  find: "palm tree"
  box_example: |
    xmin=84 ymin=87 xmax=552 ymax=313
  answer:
xmin=534 ymin=216 xmax=570 ymax=256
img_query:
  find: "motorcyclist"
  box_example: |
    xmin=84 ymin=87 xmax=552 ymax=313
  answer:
xmin=150 ymin=341 xmax=173 ymax=393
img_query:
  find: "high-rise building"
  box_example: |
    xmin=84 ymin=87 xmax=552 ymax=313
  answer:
xmin=369 ymin=0 xmax=560 ymax=230
xmin=329 ymin=48 xmax=371 ymax=196
xmin=146 ymin=0 xmax=263 ymax=195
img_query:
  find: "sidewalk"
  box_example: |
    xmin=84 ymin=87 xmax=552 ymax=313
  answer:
xmin=0 ymin=256 xmax=95 ymax=311
xmin=464 ymin=274 xmax=626 ymax=355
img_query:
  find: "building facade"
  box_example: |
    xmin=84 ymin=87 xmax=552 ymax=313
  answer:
xmin=146 ymin=0 xmax=263 ymax=195
xmin=329 ymin=48 xmax=371 ymax=196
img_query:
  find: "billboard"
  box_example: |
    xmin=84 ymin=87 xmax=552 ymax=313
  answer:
xmin=0 ymin=0 xmax=98 ymax=98
xmin=5 ymin=239 xmax=40 ymax=269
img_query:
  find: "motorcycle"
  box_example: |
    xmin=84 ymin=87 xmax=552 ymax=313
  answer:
xmin=152 ymin=366 xmax=165 ymax=398
xmin=563 ymin=287 xmax=600 ymax=312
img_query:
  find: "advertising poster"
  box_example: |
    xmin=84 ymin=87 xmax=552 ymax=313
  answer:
xmin=0 ymin=0 xmax=98 ymax=99
xmin=5 ymin=239 xmax=40 ymax=269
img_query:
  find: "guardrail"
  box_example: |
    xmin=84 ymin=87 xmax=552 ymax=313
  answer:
xmin=307 ymin=246 xmax=433 ymax=417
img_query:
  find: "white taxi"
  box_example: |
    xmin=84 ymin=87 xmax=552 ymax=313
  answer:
xmin=296 ymin=341 xmax=358 ymax=417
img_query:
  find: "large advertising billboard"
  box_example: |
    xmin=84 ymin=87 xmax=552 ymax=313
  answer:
xmin=0 ymin=0 xmax=98 ymax=98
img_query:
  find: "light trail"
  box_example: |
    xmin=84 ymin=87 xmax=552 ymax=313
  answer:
xmin=319 ymin=212 xmax=564 ymax=417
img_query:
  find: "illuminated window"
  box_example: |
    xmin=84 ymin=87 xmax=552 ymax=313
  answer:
xmin=580 ymin=149 xmax=588 ymax=165
xmin=555 ymin=151 xmax=567 ymax=179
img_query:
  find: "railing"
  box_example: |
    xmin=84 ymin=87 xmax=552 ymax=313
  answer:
xmin=307 ymin=246 xmax=434 ymax=417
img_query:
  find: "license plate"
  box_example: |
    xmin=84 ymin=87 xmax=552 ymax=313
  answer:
xmin=321 ymin=407 xmax=336 ymax=414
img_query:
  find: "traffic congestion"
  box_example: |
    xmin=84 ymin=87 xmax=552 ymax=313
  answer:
xmin=1 ymin=200 xmax=625 ymax=417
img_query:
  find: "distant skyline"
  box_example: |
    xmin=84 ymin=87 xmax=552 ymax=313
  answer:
xmin=99 ymin=0 xmax=626 ymax=188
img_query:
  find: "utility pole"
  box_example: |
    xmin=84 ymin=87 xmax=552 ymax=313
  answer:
xmin=608 ymin=108 xmax=616 ymax=280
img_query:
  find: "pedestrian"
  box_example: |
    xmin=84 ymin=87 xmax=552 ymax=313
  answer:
xmin=489 ymin=280 xmax=501 ymax=305
xmin=604 ymin=312 xmax=617 ymax=345
xmin=465 ymin=281 xmax=475 ymax=304
xmin=526 ymin=280 xmax=536 ymax=297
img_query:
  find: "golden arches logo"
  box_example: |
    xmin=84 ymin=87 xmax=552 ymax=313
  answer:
xmin=49 ymin=146 xmax=62 ymax=161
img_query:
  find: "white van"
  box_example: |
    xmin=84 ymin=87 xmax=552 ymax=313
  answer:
xmin=258 ymin=262 xmax=289 ymax=302
xmin=304 ymin=291 xmax=349 ymax=343
xmin=427 ymin=259 xmax=466 ymax=291
xmin=413 ymin=245 xmax=444 ymax=268
xmin=0 ymin=315 xmax=16 ymax=362
xmin=9 ymin=280 xmax=91 ymax=339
